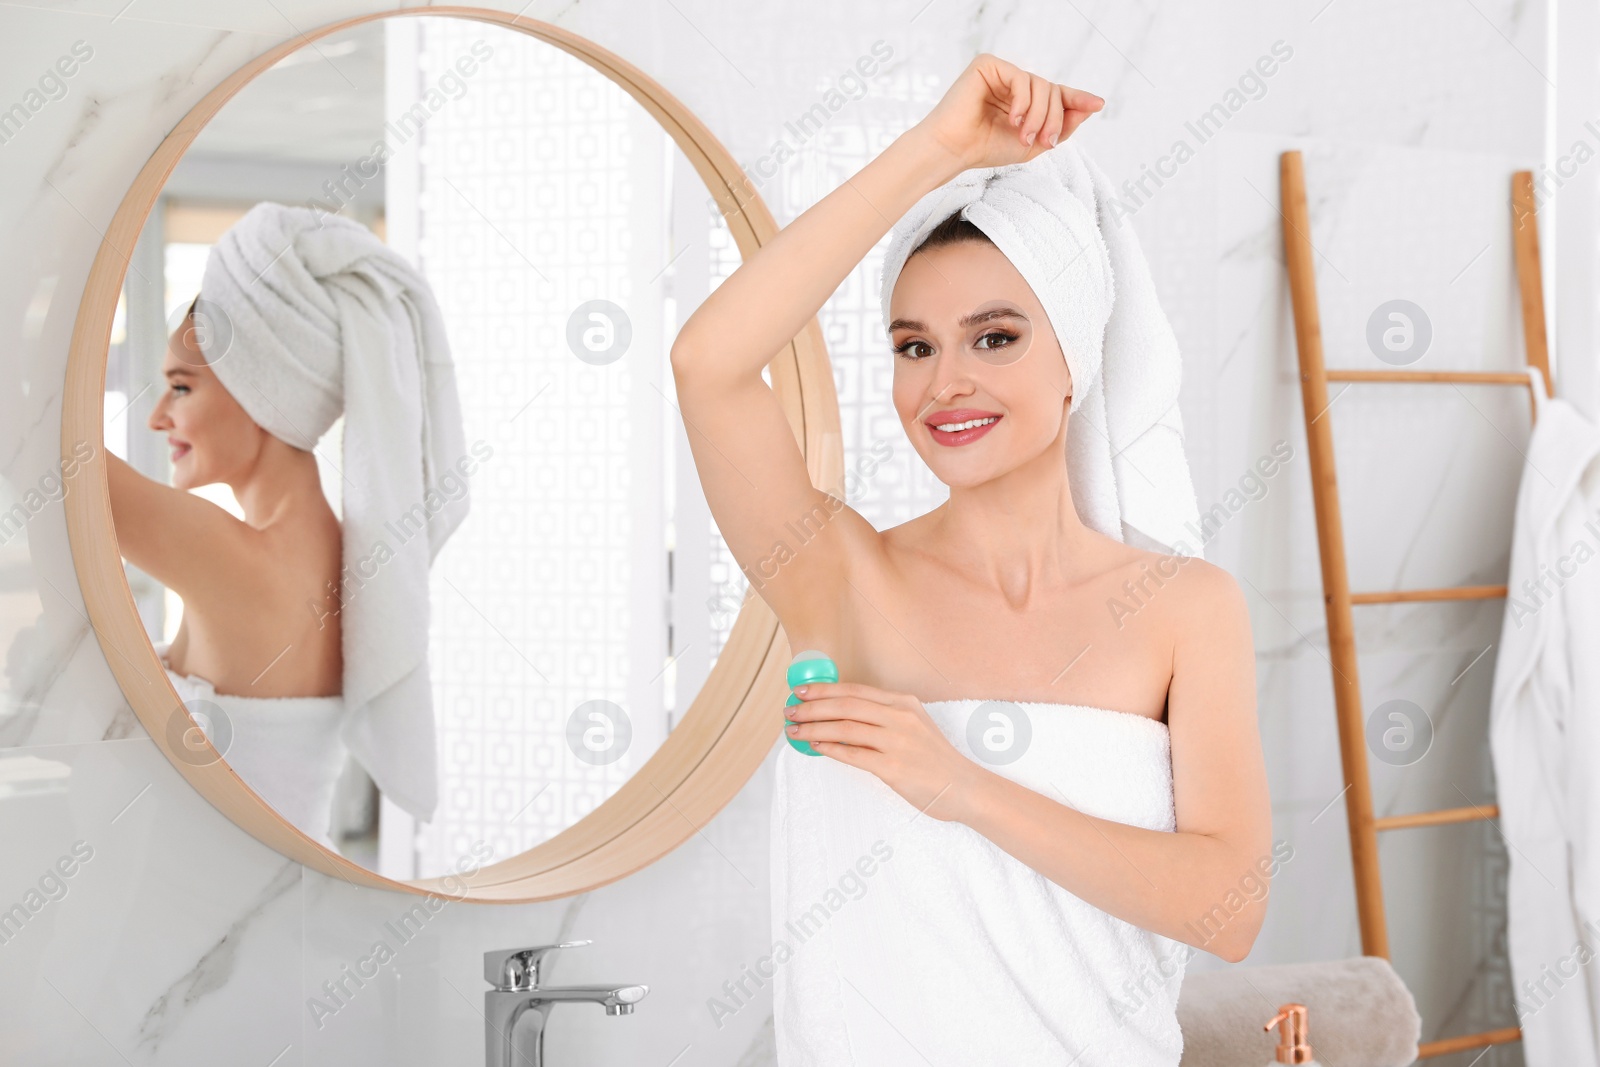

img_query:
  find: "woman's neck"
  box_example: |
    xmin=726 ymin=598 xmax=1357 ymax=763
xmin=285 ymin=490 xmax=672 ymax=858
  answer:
xmin=230 ymin=440 xmax=330 ymax=529
xmin=934 ymin=456 xmax=1100 ymax=609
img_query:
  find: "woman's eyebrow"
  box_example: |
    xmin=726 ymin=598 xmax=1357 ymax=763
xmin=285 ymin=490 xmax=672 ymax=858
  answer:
xmin=888 ymin=306 xmax=1029 ymax=334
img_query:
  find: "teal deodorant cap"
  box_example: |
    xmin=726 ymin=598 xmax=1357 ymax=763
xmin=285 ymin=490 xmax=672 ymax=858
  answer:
xmin=785 ymin=649 xmax=836 ymax=756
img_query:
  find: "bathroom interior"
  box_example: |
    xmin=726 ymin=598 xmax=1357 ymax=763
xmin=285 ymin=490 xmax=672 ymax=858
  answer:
xmin=2 ymin=2 xmax=1597 ymax=1065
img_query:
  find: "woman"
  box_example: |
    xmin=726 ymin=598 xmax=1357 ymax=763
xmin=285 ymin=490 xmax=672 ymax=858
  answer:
xmin=109 ymin=304 xmax=344 ymax=700
xmin=108 ymin=201 xmax=470 ymax=846
xmin=108 ymin=300 xmax=352 ymax=849
xmin=671 ymin=56 xmax=1271 ymax=1064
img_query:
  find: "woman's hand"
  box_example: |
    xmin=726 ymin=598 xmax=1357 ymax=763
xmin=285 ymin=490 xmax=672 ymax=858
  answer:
xmin=914 ymin=53 xmax=1104 ymax=171
xmin=785 ymin=680 xmax=985 ymax=822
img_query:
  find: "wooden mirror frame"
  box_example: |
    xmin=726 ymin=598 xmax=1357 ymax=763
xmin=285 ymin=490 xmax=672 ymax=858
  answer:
xmin=61 ymin=6 xmax=844 ymax=901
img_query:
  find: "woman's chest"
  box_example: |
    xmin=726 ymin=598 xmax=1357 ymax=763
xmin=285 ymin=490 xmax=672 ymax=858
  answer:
xmin=825 ymin=548 xmax=1176 ymax=719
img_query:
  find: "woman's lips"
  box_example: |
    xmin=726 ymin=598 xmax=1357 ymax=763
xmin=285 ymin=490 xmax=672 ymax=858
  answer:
xmin=926 ymin=415 xmax=1001 ymax=447
xmin=169 ymin=440 xmax=191 ymax=461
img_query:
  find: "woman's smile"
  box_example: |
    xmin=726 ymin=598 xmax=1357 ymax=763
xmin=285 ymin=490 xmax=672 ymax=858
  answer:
xmin=926 ymin=408 xmax=1002 ymax=446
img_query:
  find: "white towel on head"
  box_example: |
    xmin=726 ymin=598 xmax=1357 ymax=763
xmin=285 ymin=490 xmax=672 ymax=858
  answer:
xmin=196 ymin=201 xmax=469 ymax=823
xmin=878 ymin=142 xmax=1204 ymax=558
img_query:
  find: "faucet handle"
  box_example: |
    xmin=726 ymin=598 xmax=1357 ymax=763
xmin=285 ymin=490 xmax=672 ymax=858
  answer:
xmin=484 ymin=940 xmax=593 ymax=990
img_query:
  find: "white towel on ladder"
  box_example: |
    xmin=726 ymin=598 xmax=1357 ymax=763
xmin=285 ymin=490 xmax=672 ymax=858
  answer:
xmin=1489 ymin=368 xmax=1600 ymax=1066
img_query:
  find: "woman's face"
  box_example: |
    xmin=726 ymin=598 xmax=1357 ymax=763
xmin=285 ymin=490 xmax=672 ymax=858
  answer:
xmin=888 ymin=240 xmax=1073 ymax=488
xmin=146 ymin=310 xmax=267 ymax=490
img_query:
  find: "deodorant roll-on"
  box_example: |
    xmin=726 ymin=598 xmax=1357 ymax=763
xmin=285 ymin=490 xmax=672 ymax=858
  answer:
xmin=784 ymin=649 xmax=836 ymax=756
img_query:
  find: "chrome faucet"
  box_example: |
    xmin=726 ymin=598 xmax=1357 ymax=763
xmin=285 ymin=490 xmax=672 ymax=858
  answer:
xmin=483 ymin=939 xmax=648 ymax=1067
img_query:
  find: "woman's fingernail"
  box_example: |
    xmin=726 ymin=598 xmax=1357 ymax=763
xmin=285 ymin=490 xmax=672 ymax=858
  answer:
xmin=1048 ymin=132 xmax=1058 ymax=146
xmin=796 ymin=685 xmax=808 ymax=695
xmin=787 ymin=724 xmax=799 ymax=733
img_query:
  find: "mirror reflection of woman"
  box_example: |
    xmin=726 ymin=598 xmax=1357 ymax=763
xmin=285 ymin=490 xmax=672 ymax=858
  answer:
xmin=107 ymin=201 xmax=469 ymax=849
xmin=672 ymin=55 xmax=1272 ymax=1065
xmin=110 ymin=307 xmax=343 ymax=699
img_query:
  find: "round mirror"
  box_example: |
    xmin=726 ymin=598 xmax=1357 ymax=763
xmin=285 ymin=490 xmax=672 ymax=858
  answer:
xmin=65 ymin=9 xmax=843 ymax=899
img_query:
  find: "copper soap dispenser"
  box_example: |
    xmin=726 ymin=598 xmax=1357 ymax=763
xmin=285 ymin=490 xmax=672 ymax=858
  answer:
xmin=1263 ymin=1003 xmax=1318 ymax=1066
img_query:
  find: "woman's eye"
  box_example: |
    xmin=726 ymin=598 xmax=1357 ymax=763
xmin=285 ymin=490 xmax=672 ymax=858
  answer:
xmin=976 ymin=330 xmax=1017 ymax=350
xmin=894 ymin=340 xmax=932 ymax=361
xmin=171 ymin=384 xmax=189 ymax=397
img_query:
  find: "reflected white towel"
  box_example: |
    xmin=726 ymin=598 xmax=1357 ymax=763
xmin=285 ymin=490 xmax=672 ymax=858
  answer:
xmin=196 ymin=202 xmax=469 ymax=823
xmin=157 ymin=642 xmax=348 ymax=851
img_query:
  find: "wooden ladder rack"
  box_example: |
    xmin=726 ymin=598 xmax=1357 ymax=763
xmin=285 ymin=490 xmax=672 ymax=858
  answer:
xmin=1278 ymin=150 xmax=1553 ymax=1060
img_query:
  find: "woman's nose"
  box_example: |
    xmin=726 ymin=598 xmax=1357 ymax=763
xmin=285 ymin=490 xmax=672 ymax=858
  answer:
xmin=925 ymin=360 xmax=975 ymax=405
xmin=147 ymin=396 xmax=169 ymax=431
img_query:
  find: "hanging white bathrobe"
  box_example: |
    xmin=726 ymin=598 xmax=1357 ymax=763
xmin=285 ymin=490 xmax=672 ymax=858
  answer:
xmin=1488 ymin=366 xmax=1600 ymax=1066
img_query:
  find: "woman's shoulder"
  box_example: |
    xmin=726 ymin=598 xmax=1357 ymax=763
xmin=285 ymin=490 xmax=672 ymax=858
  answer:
xmin=1144 ymin=551 xmax=1249 ymax=651
xmin=1164 ymin=551 xmax=1240 ymax=601
xmin=257 ymin=501 xmax=342 ymax=562
xmin=1101 ymin=542 xmax=1243 ymax=630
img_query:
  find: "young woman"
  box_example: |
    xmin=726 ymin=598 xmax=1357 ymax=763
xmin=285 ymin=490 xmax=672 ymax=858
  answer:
xmin=106 ymin=199 xmax=470 ymax=842
xmin=109 ymin=303 xmax=344 ymax=701
xmin=671 ymin=54 xmax=1271 ymax=1064
xmin=107 ymin=302 xmax=351 ymax=848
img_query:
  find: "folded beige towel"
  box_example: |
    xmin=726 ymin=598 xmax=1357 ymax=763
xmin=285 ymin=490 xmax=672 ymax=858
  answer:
xmin=1177 ymin=956 xmax=1421 ymax=1067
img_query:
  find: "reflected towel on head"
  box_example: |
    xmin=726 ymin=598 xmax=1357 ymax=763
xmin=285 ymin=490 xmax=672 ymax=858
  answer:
xmin=878 ymin=141 xmax=1203 ymax=558
xmin=195 ymin=201 xmax=469 ymax=823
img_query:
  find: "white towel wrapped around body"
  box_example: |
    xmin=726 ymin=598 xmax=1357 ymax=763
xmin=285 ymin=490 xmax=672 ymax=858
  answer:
xmin=771 ymin=698 xmax=1189 ymax=1066
xmin=156 ymin=640 xmax=348 ymax=851
xmin=195 ymin=202 xmax=469 ymax=823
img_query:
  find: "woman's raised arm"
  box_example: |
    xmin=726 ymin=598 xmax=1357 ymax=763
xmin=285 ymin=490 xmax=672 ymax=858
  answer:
xmin=669 ymin=55 xmax=1104 ymax=635
xmin=106 ymin=451 xmax=265 ymax=605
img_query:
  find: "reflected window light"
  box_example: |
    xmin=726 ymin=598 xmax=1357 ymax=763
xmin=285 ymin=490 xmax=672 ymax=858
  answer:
xmin=110 ymin=288 xmax=126 ymax=346
xmin=191 ymin=482 xmax=243 ymax=520
xmin=163 ymin=241 xmax=213 ymax=322
xmin=162 ymin=586 xmax=183 ymax=646
xmin=104 ymin=390 xmax=129 ymax=461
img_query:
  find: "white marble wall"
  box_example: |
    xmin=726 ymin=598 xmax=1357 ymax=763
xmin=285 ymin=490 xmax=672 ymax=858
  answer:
xmin=0 ymin=1 xmax=1576 ymax=1064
